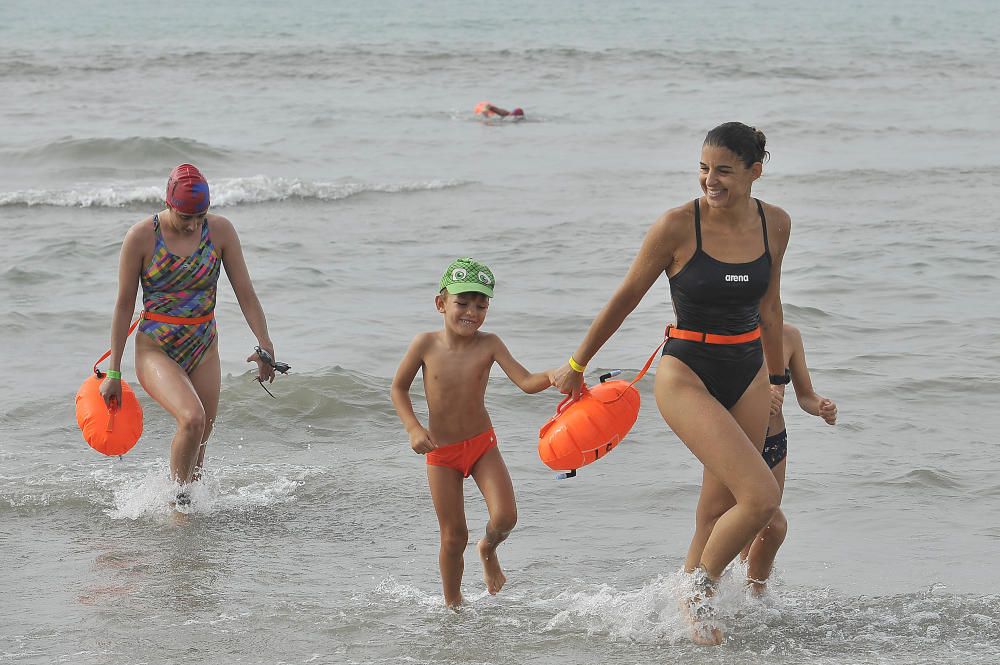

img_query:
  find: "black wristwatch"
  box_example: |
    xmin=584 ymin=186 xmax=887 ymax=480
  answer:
xmin=769 ymin=369 xmax=791 ymax=385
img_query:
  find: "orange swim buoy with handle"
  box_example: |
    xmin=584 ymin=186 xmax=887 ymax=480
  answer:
xmin=76 ymin=316 xmax=144 ymax=457
xmin=538 ymin=377 xmax=640 ymax=476
xmin=76 ymin=374 xmax=143 ymax=456
xmin=539 ymin=325 xmax=763 ymax=478
xmin=538 ymin=336 xmax=671 ymax=478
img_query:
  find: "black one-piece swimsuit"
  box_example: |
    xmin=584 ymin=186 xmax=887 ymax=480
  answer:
xmin=662 ymin=198 xmax=772 ymax=409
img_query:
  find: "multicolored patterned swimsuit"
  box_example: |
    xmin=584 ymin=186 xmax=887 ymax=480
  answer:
xmin=139 ymin=214 xmax=221 ymax=373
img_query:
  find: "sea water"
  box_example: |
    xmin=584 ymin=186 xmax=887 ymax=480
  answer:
xmin=1 ymin=1 xmax=999 ymax=662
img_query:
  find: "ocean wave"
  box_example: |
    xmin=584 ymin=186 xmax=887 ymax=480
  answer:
xmin=776 ymin=166 xmax=1000 ymax=187
xmin=0 ymin=57 xmax=61 ymax=77
xmin=2 ymin=135 xmax=233 ymax=166
xmin=877 ymin=468 xmax=964 ymax=490
xmin=8 ymin=45 xmax=992 ymax=82
xmin=0 ymin=175 xmax=468 ymax=208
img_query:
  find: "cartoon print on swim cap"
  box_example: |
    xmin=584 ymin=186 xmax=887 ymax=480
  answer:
xmin=440 ymin=258 xmax=495 ymax=297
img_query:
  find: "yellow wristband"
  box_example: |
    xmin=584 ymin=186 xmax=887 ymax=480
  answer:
xmin=568 ymin=356 xmax=586 ymax=373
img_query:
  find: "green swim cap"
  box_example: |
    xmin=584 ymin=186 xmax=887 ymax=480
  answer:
xmin=440 ymin=258 xmax=495 ymax=297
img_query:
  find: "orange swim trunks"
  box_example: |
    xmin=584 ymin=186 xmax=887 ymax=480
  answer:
xmin=426 ymin=428 xmax=498 ymax=478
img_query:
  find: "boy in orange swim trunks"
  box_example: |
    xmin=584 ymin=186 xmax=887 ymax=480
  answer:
xmin=391 ymin=258 xmax=553 ymax=607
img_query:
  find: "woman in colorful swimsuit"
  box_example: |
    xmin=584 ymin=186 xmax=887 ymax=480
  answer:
xmin=100 ymin=164 xmax=278 ymax=496
xmin=552 ymin=122 xmax=790 ymax=645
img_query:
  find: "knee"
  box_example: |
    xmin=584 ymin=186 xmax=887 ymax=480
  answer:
xmin=176 ymin=406 xmax=207 ymax=438
xmin=695 ymin=504 xmax=725 ymax=532
xmin=490 ymin=509 xmax=517 ymax=536
xmin=440 ymin=525 xmax=469 ymax=554
xmin=745 ymin=484 xmax=781 ymax=528
xmin=766 ymin=508 xmax=788 ymax=542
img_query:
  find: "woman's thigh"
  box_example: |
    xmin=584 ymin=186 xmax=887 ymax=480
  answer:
xmin=654 ymin=357 xmax=775 ymax=502
xmin=135 ymin=334 xmax=203 ymax=419
xmin=188 ymin=341 xmax=221 ymax=427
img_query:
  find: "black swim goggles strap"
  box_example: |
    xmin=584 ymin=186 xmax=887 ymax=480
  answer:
xmin=253 ymin=346 xmax=291 ymax=399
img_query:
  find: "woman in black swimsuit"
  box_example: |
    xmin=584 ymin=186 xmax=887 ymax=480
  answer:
xmin=552 ymin=122 xmax=790 ymax=645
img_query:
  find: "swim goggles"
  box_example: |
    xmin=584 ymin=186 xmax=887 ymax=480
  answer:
xmin=254 ymin=346 xmax=291 ymax=398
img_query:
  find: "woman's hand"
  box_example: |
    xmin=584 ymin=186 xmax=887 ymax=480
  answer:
xmin=247 ymin=347 xmax=277 ymax=383
xmin=551 ymin=362 xmax=586 ymax=399
xmin=100 ymin=376 xmax=122 ymax=410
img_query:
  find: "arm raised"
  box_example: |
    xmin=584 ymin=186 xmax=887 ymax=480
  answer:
xmin=491 ymin=335 xmax=552 ymax=394
xmin=553 ymin=211 xmax=680 ymax=397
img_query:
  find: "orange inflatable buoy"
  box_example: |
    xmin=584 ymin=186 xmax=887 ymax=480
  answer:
xmin=538 ymin=337 xmax=672 ymax=478
xmin=538 ymin=379 xmax=641 ymax=475
xmin=75 ymin=374 xmax=143 ymax=457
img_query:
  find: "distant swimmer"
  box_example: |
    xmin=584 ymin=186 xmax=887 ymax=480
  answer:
xmin=474 ymin=101 xmax=525 ymax=120
xmin=100 ymin=164 xmax=282 ymax=508
xmin=391 ymin=258 xmax=553 ymax=608
xmin=740 ymin=322 xmax=837 ymax=594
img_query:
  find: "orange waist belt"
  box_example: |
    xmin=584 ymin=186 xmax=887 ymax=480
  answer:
xmin=665 ymin=324 xmax=760 ymax=345
xmin=141 ymin=311 xmax=215 ymax=325
xmin=91 ymin=310 xmax=215 ymax=376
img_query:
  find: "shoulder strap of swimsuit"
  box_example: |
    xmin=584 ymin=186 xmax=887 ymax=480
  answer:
xmin=755 ymin=198 xmax=770 ymax=257
xmin=199 ymin=216 xmax=210 ymax=244
xmin=151 ymin=213 xmax=165 ymax=247
xmin=693 ymin=199 xmax=702 ymax=251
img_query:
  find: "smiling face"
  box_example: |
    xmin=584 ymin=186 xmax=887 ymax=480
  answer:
xmin=699 ymin=144 xmax=762 ymax=209
xmin=436 ymin=290 xmax=490 ymax=337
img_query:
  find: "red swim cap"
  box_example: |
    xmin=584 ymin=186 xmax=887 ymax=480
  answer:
xmin=166 ymin=163 xmax=210 ymax=214
xmin=511 ymin=108 xmax=524 ymax=117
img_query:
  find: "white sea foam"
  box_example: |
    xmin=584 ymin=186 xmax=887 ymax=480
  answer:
xmin=100 ymin=461 xmax=306 ymax=520
xmin=0 ymin=176 xmax=468 ymax=208
xmin=534 ymin=567 xmax=764 ymax=645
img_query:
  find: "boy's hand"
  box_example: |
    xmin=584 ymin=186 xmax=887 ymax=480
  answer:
xmin=546 ymin=368 xmax=559 ymax=388
xmin=409 ymin=427 xmax=436 ymax=455
xmin=552 ymin=362 xmax=585 ymax=399
xmin=818 ymin=397 xmax=838 ymax=425
xmin=769 ymin=384 xmax=785 ymax=417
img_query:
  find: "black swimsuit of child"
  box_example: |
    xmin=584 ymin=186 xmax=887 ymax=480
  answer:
xmin=662 ymin=198 xmax=772 ymax=409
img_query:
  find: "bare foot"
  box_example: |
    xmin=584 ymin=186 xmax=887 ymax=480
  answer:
xmin=678 ymin=594 xmax=725 ymax=645
xmin=747 ymin=578 xmax=768 ymax=597
xmin=683 ymin=568 xmax=725 ymax=646
xmin=690 ymin=622 xmax=724 ymax=646
xmin=168 ymin=492 xmax=192 ymax=524
xmin=444 ymin=594 xmax=464 ymax=610
xmin=477 ymin=538 xmax=507 ymax=595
